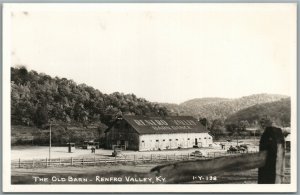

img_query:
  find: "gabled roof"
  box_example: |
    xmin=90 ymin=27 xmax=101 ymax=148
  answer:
xmin=122 ymin=115 xmax=208 ymax=135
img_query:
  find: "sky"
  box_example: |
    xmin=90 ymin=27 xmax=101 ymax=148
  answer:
xmin=9 ymin=4 xmax=296 ymax=104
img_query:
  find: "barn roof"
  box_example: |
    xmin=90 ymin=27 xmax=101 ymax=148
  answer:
xmin=122 ymin=115 xmax=208 ymax=135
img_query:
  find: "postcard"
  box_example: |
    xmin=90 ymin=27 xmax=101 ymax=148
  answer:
xmin=2 ymin=3 xmax=297 ymax=193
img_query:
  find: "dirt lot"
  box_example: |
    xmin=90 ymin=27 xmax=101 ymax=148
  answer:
xmin=11 ymin=139 xmax=259 ymax=161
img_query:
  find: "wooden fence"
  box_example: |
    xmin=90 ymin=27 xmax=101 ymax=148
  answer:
xmin=12 ymin=150 xmax=258 ymax=168
xmin=12 ymin=126 xmax=287 ymax=184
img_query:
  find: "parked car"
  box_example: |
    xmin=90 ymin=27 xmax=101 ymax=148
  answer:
xmin=227 ymin=146 xmax=238 ymax=153
xmin=112 ymin=146 xmax=122 ymax=157
xmin=190 ymin=150 xmax=203 ymax=157
xmin=227 ymin=144 xmax=248 ymax=153
xmin=237 ymin=144 xmax=248 ymax=152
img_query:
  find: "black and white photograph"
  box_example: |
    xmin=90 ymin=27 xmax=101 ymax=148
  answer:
xmin=2 ymin=3 xmax=297 ymax=193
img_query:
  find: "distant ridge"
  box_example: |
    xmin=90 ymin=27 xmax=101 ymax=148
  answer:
xmin=226 ymin=98 xmax=291 ymax=127
xmin=161 ymin=94 xmax=289 ymax=120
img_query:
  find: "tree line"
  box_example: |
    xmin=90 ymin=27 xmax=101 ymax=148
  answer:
xmin=199 ymin=115 xmax=289 ymax=140
xmin=11 ymin=66 xmax=169 ymax=130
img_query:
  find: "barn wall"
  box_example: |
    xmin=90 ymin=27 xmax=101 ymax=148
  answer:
xmin=138 ymin=133 xmax=212 ymax=151
xmin=105 ymin=121 xmax=139 ymax=150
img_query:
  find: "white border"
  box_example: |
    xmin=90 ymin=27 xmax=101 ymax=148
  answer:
xmin=2 ymin=3 xmax=297 ymax=193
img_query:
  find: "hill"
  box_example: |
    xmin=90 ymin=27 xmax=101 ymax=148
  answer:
xmin=11 ymin=67 xmax=169 ymax=129
xmin=181 ymin=97 xmax=230 ymax=107
xmin=225 ymin=98 xmax=291 ymax=127
xmin=163 ymin=94 xmax=289 ymax=120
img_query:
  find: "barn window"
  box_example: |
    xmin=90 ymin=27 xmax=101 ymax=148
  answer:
xmin=204 ymin=137 xmax=207 ymax=139
xmin=199 ymin=138 xmax=201 ymax=140
xmin=142 ymin=140 xmax=145 ymax=143
xmin=169 ymin=139 xmax=172 ymax=141
xmin=187 ymin=138 xmax=190 ymax=140
xmin=163 ymin=139 xmax=165 ymax=141
xmin=176 ymin=139 xmax=178 ymax=141
xmin=208 ymin=137 xmax=211 ymax=139
xmin=156 ymin=140 xmax=159 ymax=142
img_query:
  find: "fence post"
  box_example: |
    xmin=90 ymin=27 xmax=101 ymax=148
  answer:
xmin=18 ymin=158 xmax=21 ymax=168
xmin=32 ymin=159 xmax=35 ymax=168
xmin=151 ymin=154 xmax=153 ymax=161
xmin=134 ymin=155 xmax=136 ymax=162
xmin=174 ymin=154 xmax=176 ymax=160
xmin=187 ymin=153 xmax=190 ymax=160
xmin=71 ymin=157 xmax=73 ymax=166
xmin=166 ymin=155 xmax=169 ymax=161
xmin=46 ymin=158 xmax=48 ymax=167
xmin=59 ymin=158 xmax=61 ymax=166
xmin=258 ymin=126 xmax=285 ymax=184
xmin=82 ymin=157 xmax=84 ymax=166
xmin=94 ymin=156 xmax=96 ymax=166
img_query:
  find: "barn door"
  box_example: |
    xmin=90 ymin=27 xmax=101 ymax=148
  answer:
xmin=198 ymin=142 xmax=202 ymax=148
xmin=155 ymin=140 xmax=159 ymax=150
xmin=141 ymin=140 xmax=145 ymax=150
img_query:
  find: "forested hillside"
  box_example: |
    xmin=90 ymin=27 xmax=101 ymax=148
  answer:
xmin=163 ymin=94 xmax=288 ymax=120
xmin=181 ymin=97 xmax=230 ymax=107
xmin=11 ymin=67 xmax=169 ymax=129
xmin=225 ymin=98 xmax=291 ymax=127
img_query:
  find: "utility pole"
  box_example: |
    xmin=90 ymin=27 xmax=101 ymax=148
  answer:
xmin=49 ymin=122 xmax=51 ymax=161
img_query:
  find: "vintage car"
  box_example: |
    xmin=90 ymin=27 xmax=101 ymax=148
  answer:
xmin=190 ymin=150 xmax=203 ymax=157
xmin=227 ymin=144 xmax=248 ymax=153
xmin=112 ymin=146 xmax=123 ymax=157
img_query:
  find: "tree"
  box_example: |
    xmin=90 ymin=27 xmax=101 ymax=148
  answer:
xmin=34 ymin=104 xmax=49 ymax=128
xmin=210 ymin=119 xmax=225 ymax=139
xmin=259 ymin=116 xmax=273 ymax=129
xmin=225 ymin=123 xmax=237 ymax=135
xmin=199 ymin=117 xmax=209 ymax=128
xmin=238 ymin=120 xmax=250 ymax=131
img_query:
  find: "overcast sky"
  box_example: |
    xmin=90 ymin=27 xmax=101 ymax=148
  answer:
xmin=9 ymin=4 xmax=296 ymax=104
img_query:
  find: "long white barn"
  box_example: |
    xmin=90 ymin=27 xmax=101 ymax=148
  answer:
xmin=105 ymin=115 xmax=213 ymax=151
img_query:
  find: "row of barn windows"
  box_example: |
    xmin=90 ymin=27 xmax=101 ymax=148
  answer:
xmin=141 ymin=137 xmax=211 ymax=143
